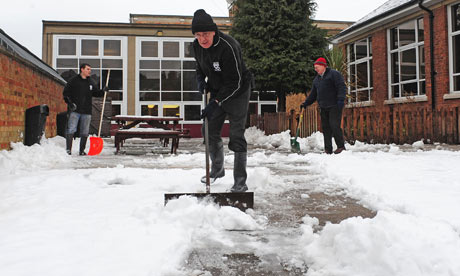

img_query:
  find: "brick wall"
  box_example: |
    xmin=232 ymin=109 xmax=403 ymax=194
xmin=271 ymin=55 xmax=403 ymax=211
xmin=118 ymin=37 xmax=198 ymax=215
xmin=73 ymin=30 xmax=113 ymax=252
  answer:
xmin=0 ymin=48 xmax=66 ymax=150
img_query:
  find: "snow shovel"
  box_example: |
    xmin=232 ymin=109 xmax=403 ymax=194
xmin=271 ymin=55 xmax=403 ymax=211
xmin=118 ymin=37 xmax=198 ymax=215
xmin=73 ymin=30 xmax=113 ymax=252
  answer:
xmin=88 ymin=70 xmax=110 ymax=156
xmin=164 ymin=93 xmax=254 ymax=211
xmin=290 ymin=107 xmax=304 ymax=153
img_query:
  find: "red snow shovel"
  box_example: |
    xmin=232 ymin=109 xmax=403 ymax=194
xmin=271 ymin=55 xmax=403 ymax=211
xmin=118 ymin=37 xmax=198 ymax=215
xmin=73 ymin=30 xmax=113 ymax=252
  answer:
xmin=88 ymin=70 xmax=110 ymax=156
xmin=164 ymin=93 xmax=254 ymax=211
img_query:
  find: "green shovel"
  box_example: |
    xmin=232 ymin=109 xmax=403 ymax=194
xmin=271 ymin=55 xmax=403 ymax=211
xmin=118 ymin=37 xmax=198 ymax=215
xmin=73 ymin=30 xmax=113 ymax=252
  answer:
xmin=290 ymin=107 xmax=304 ymax=153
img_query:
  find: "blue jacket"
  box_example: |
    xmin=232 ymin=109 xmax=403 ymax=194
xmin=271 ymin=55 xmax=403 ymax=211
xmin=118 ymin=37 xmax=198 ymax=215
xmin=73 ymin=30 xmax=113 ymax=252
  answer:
xmin=303 ymin=67 xmax=346 ymax=108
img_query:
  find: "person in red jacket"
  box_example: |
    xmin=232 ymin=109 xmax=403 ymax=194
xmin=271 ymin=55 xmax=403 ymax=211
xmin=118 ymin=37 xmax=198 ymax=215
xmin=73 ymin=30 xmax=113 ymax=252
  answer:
xmin=192 ymin=9 xmax=253 ymax=192
xmin=63 ymin=63 xmax=108 ymax=155
xmin=301 ymin=57 xmax=347 ymax=154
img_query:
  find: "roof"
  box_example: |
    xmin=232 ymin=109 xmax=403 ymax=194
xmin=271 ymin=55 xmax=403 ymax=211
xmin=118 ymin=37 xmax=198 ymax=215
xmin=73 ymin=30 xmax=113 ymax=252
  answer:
xmin=0 ymin=28 xmax=65 ymax=84
xmin=331 ymin=0 xmax=442 ymax=43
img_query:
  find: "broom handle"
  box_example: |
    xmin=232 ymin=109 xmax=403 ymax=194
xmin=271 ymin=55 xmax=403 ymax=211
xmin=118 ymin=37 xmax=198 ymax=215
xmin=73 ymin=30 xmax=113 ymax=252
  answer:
xmin=97 ymin=70 xmax=110 ymax=137
xmin=204 ymin=92 xmax=211 ymax=193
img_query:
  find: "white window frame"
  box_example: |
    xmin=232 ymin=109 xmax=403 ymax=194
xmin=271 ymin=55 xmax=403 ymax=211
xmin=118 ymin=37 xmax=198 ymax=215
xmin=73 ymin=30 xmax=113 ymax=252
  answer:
xmin=347 ymin=37 xmax=373 ymax=103
xmin=53 ymin=35 xmax=128 ymax=115
xmin=448 ymin=2 xmax=460 ymax=94
xmin=387 ymin=18 xmax=425 ymax=99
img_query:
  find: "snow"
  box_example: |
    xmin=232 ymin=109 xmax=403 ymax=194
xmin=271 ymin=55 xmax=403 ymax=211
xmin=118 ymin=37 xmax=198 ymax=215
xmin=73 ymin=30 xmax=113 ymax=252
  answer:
xmin=1 ymin=128 xmax=460 ymax=275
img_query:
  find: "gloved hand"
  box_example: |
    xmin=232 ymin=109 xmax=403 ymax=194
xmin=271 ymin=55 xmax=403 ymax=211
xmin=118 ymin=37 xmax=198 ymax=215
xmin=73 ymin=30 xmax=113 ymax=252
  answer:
xmin=102 ymin=86 xmax=110 ymax=93
xmin=201 ymin=100 xmax=219 ymax=120
xmin=337 ymin=99 xmax=344 ymax=109
xmin=68 ymin=102 xmax=77 ymax=112
xmin=197 ymin=80 xmax=207 ymax=94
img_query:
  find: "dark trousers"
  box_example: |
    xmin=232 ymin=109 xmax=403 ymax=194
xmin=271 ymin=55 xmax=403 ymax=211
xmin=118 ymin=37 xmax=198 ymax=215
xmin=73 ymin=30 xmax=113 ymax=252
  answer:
xmin=320 ymin=106 xmax=345 ymax=152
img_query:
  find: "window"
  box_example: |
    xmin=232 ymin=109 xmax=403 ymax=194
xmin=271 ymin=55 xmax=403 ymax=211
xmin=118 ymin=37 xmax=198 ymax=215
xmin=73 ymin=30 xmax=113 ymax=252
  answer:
xmin=388 ymin=18 xmax=425 ymax=98
xmin=54 ymin=36 xmax=126 ymax=116
xmin=347 ymin=37 xmax=373 ymax=103
xmin=449 ymin=3 xmax=460 ymax=92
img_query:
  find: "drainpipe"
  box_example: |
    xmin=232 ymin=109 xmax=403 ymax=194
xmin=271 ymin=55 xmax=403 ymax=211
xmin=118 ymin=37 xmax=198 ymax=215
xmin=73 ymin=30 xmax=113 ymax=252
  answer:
xmin=418 ymin=0 xmax=436 ymax=110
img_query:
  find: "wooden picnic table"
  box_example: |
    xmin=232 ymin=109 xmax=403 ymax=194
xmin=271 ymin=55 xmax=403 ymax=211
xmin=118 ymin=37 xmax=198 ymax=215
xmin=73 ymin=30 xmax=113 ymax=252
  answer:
xmin=113 ymin=115 xmax=189 ymax=154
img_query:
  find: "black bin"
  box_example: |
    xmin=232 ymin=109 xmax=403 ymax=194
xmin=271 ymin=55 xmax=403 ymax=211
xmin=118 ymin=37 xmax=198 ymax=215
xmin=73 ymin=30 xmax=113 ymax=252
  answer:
xmin=56 ymin=111 xmax=68 ymax=137
xmin=25 ymin=104 xmax=49 ymax=146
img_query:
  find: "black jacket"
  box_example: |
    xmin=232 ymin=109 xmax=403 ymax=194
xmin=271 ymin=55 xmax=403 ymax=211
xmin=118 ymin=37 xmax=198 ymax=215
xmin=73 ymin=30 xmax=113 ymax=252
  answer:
xmin=304 ymin=68 xmax=346 ymax=108
xmin=63 ymin=75 xmax=103 ymax=114
xmin=193 ymin=31 xmax=252 ymax=104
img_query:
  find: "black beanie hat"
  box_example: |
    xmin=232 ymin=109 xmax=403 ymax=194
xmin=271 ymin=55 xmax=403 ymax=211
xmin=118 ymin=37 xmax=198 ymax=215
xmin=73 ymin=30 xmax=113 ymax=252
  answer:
xmin=192 ymin=9 xmax=218 ymax=34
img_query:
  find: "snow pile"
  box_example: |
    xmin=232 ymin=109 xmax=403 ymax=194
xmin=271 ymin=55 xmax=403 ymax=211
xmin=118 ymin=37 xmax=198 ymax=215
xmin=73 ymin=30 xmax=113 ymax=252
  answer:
xmin=245 ymin=126 xmax=291 ymax=149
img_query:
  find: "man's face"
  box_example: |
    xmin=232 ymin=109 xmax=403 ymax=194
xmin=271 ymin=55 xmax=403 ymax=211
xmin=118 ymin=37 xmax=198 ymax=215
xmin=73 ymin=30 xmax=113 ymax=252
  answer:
xmin=80 ymin=66 xmax=92 ymax=78
xmin=195 ymin=31 xmax=215 ymax=49
xmin=314 ymin=64 xmax=326 ymax=75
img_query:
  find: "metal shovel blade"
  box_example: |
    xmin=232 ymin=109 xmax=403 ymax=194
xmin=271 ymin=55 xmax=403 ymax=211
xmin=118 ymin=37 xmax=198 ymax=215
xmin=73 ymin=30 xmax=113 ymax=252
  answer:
xmin=164 ymin=192 xmax=254 ymax=211
xmin=290 ymin=138 xmax=301 ymax=153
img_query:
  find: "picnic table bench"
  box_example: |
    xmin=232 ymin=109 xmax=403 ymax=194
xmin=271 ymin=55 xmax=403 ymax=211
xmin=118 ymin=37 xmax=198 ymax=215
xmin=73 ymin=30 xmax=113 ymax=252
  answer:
xmin=113 ymin=115 xmax=189 ymax=154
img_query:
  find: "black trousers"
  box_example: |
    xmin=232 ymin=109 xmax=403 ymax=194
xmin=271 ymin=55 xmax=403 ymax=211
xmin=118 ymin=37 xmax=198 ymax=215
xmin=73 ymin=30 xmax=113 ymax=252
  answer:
xmin=204 ymin=87 xmax=251 ymax=153
xmin=320 ymin=106 xmax=345 ymax=152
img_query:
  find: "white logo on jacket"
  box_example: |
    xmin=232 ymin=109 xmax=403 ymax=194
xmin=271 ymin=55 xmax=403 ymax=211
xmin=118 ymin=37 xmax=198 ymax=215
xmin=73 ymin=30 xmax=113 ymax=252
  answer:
xmin=89 ymin=85 xmax=93 ymax=90
xmin=213 ymin=62 xmax=221 ymax=72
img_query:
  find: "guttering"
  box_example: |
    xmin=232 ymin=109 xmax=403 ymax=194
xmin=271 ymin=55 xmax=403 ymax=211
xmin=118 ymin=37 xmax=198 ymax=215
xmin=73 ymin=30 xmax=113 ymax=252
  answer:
xmin=418 ymin=0 xmax=436 ymax=110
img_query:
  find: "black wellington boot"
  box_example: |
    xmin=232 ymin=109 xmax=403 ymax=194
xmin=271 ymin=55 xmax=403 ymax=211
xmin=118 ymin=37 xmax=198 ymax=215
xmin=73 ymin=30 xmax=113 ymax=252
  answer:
xmin=201 ymin=141 xmax=225 ymax=183
xmin=66 ymin=134 xmax=73 ymax=155
xmin=230 ymin=152 xmax=248 ymax=193
xmin=79 ymin=136 xmax=88 ymax=156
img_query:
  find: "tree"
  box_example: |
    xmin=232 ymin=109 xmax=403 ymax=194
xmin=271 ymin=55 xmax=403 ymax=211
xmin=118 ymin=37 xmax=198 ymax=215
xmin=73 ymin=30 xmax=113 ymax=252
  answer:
xmin=230 ymin=0 xmax=327 ymax=112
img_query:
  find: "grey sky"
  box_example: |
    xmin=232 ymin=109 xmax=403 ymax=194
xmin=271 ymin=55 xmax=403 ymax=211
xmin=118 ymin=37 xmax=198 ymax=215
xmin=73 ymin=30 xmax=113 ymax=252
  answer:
xmin=0 ymin=0 xmax=388 ymax=58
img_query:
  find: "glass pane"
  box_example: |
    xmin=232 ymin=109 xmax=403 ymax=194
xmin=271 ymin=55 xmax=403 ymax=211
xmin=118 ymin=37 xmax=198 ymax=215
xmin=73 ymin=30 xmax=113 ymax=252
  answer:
xmin=183 ymin=71 xmax=196 ymax=91
xmin=140 ymin=60 xmax=160 ymax=69
xmin=183 ymin=60 xmax=196 ymax=70
xmin=454 ymin=35 xmax=460 ymax=74
xmin=141 ymin=41 xmax=158 ymax=57
xmin=357 ymin=89 xmax=370 ymax=101
xmin=402 ymin=82 xmax=418 ymax=96
xmin=401 ymin=48 xmax=417 ymax=81
xmin=140 ymin=71 xmax=160 ymax=91
xmin=261 ymin=104 xmax=276 ymax=114
xmin=112 ymin=105 xmax=121 ymax=117
xmin=161 ymin=92 xmax=181 ymax=101
xmin=90 ymin=70 xmax=100 ymax=88
xmin=184 ymin=105 xmax=201 ymax=121
xmin=392 ymin=85 xmax=400 ymax=98
xmin=58 ymin=69 xmax=78 ymax=82
xmin=163 ymin=105 xmax=180 ymax=117
xmin=348 ymin=44 xmax=355 ymax=62
xmin=140 ymin=92 xmax=160 ymax=101
xmin=399 ymin=20 xmax=416 ymax=46
xmin=419 ymin=45 xmax=425 ymax=79
xmin=391 ymin=28 xmax=398 ymax=49
xmin=102 ymin=59 xmax=122 ymax=68
xmin=454 ymin=76 xmax=460 ymax=91
xmin=79 ymin=58 xmax=100 ymax=68
xmin=104 ymin=40 xmax=121 ymax=56
xmin=369 ymin=59 xmax=373 ymax=87
xmin=249 ymin=103 xmax=257 ymax=115
xmin=161 ymin=60 xmax=181 ymax=70
xmin=56 ymin=58 xmax=78 ymax=68
xmin=161 ymin=70 xmax=181 ymax=91
xmin=357 ymin=62 xmax=368 ymax=88
xmin=107 ymin=92 xmax=123 ymax=101
xmin=452 ymin=4 xmax=460 ymax=32
xmin=392 ymin=52 xmax=399 ymax=84
xmin=349 ymin=91 xmax=357 ymax=103
xmin=141 ymin=105 xmax=158 ymax=116
xmin=183 ymin=92 xmax=202 ymax=101
xmin=58 ymin=39 xmax=76 ymax=55
xmin=419 ymin=80 xmax=426 ymax=95
xmin=418 ymin=18 xmax=424 ymax=42
xmin=184 ymin=42 xmax=194 ymax=58
xmin=355 ymin=39 xmax=367 ymax=60
xmin=259 ymin=91 xmax=277 ymax=100
xmin=250 ymin=91 xmax=258 ymax=101
xmin=81 ymin=40 xmax=99 ymax=56
xmin=369 ymin=38 xmax=372 ymax=57
xmin=103 ymin=69 xmax=122 ymax=90
xmin=163 ymin=41 xmax=179 ymax=57
xmin=350 ymin=64 xmax=356 ymax=90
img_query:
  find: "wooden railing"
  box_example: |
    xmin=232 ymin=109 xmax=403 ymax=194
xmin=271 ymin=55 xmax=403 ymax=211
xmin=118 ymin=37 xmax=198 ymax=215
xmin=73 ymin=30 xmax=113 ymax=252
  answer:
xmin=250 ymin=105 xmax=460 ymax=145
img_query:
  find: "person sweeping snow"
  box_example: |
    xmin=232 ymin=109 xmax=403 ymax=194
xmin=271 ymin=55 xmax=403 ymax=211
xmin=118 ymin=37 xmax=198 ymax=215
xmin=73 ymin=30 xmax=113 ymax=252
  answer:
xmin=192 ymin=9 xmax=253 ymax=192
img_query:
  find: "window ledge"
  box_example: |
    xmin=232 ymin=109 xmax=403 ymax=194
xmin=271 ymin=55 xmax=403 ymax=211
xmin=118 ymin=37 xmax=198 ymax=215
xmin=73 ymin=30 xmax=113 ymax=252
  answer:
xmin=345 ymin=101 xmax=375 ymax=108
xmin=384 ymin=95 xmax=428 ymax=105
xmin=443 ymin=93 xmax=460 ymax=100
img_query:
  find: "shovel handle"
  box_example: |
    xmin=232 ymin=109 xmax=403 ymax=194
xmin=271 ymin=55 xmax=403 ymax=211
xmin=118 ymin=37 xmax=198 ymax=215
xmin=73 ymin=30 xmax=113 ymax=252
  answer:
xmin=295 ymin=107 xmax=304 ymax=139
xmin=204 ymin=92 xmax=211 ymax=193
xmin=97 ymin=70 xmax=110 ymax=137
